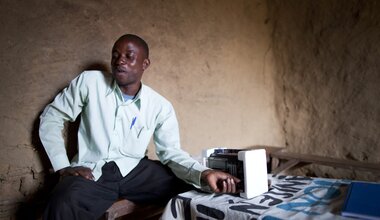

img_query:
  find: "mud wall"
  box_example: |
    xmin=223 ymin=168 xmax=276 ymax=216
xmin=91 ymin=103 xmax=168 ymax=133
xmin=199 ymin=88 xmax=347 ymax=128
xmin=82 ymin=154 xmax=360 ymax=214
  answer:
xmin=268 ymin=0 xmax=380 ymax=180
xmin=3 ymin=0 xmax=378 ymax=218
xmin=0 ymin=0 xmax=282 ymax=218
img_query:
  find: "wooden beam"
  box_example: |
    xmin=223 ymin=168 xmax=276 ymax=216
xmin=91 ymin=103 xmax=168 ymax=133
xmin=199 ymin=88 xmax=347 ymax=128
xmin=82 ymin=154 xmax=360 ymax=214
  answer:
xmin=271 ymin=151 xmax=380 ymax=173
xmin=271 ymin=159 xmax=302 ymax=175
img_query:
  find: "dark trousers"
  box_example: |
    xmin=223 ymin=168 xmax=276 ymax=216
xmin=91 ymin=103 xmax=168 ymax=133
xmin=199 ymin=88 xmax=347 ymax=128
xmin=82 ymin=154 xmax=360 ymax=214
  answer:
xmin=43 ymin=158 xmax=193 ymax=220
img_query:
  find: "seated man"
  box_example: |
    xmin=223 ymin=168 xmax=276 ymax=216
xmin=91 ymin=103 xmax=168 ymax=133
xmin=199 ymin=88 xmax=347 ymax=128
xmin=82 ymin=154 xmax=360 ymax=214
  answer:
xmin=39 ymin=34 xmax=240 ymax=220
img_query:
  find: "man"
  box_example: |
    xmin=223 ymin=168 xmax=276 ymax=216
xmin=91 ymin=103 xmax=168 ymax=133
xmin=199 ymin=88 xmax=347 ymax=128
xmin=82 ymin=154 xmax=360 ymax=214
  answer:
xmin=39 ymin=34 xmax=240 ymax=220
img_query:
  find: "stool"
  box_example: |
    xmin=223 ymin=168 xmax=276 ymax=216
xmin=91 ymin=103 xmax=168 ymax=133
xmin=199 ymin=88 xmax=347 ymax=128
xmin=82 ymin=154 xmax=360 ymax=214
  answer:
xmin=104 ymin=199 xmax=164 ymax=220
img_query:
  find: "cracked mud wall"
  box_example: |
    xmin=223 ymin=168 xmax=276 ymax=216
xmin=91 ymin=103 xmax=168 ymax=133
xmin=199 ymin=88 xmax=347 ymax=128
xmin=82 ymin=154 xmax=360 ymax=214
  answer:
xmin=268 ymin=0 xmax=380 ymax=181
xmin=0 ymin=0 xmax=282 ymax=218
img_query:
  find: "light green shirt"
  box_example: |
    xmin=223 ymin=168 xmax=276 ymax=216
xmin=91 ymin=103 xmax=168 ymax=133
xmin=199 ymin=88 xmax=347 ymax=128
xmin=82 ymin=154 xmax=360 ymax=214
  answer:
xmin=39 ymin=70 xmax=208 ymax=186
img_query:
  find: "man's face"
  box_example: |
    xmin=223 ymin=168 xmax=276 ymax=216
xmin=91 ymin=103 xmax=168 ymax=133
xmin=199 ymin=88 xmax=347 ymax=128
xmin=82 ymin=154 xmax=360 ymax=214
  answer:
xmin=111 ymin=38 xmax=149 ymax=88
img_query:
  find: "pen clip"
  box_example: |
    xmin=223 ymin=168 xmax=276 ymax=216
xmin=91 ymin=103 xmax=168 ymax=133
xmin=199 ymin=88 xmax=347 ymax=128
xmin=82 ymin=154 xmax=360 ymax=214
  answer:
xmin=137 ymin=126 xmax=144 ymax=138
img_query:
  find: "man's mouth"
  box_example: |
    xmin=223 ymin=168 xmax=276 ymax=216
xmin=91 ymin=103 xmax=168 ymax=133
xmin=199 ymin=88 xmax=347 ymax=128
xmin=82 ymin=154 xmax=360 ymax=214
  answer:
xmin=113 ymin=66 xmax=128 ymax=73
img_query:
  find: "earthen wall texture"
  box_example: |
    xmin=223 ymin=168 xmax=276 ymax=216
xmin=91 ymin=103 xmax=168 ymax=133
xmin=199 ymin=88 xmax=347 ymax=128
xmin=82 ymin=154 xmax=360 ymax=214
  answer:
xmin=0 ymin=0 xmax=282 ymax=218
xmin=268 ymin=0 xmax=380 ymax=181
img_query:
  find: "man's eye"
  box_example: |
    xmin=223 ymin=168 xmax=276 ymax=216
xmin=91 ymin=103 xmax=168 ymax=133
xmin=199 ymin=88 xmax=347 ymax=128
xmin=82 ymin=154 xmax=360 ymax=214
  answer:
xmin=112 ymin=52 xmax=119 ymax=59
xmin=126 ymin=53 xmax=135 ymax=60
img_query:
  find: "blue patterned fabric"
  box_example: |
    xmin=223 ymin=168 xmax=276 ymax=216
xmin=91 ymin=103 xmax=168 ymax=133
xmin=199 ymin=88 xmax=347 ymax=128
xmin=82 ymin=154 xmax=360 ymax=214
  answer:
xmin=161 ymin=174 xmax=353 ymax=219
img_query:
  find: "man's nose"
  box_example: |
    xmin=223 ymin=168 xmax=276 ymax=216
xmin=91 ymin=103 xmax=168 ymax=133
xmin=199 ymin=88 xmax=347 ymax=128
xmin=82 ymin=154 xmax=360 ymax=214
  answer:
xmin=115 ymin=56 xmax=126 ymax=65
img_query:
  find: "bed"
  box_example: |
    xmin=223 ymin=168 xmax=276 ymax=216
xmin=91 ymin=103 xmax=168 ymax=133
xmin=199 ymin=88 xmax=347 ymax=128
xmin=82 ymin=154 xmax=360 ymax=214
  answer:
xmin=161 ymin=174 xmax=351 ymax=220
xmin=105 ymin=150 xmax=379 ymax=220
xmin=160 ymin=148 xmax=380 ymax=220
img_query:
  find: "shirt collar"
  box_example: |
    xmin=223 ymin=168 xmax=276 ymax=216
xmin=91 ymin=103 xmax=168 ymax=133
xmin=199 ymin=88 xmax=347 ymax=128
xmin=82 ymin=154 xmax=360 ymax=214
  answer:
xmin=106 ymin=79 xmax=118 ymax=97
xmin=106 ymin=79 xmax=144 ymax=111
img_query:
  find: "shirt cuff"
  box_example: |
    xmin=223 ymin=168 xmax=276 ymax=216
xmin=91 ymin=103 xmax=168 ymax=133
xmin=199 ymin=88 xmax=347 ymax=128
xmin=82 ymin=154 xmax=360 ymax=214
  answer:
xmin=50 ymin=154 xmax=71 ymax=172
xmin=192 ymin=164 xmax=211 ymax=186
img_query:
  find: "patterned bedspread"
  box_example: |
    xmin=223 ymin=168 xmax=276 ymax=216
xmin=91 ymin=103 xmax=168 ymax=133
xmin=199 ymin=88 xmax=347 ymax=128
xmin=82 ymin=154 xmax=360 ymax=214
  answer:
xmin=161 ymin=175 xmax=354 ymax=220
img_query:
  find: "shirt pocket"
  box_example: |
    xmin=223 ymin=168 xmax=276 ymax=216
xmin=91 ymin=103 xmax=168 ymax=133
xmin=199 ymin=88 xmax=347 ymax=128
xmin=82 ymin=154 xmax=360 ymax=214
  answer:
xmin=119 ymin=124 xmax=152 ymax=158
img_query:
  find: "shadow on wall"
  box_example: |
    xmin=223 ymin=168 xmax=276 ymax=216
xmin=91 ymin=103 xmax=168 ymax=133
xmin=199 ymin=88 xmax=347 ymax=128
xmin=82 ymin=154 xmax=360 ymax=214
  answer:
xmin=15 ymin=62 xmax=109 ymax=220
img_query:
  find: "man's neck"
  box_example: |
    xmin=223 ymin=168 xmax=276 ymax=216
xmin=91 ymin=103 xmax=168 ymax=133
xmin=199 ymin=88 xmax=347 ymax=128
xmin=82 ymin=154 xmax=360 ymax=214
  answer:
xmin=119 ymin=82 xmax=141 ymax=96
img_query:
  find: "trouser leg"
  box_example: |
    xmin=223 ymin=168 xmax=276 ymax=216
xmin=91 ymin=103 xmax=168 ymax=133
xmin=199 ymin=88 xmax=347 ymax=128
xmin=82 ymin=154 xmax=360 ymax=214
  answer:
xmin=43 ymin=163 xmax=120 ymax=220
xmin=43 ymin=159 xmax=193 ymax=219
xmin=119 ymin=158 xmax=194 ymax=205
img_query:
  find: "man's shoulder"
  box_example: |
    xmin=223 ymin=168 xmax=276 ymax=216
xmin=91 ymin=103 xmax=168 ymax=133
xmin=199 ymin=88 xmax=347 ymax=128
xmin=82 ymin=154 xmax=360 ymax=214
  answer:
xmin=74 ymin=70 xmax=113 ymax=89
xmin=80 ymin=70 xmax=112 ymax=82
xmin=142 ymin=84 xmax=172 ymax=106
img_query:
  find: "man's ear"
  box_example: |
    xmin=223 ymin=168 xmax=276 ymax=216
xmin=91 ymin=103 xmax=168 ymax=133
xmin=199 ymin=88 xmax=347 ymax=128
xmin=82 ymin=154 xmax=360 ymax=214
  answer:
xmin=142 ymin=58 xmax=150 ymax=70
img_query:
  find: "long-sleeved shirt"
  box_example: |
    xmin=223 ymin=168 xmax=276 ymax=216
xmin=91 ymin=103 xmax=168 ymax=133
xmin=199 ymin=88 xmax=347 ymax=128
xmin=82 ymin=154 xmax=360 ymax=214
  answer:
xmin=39 ymin=70 xmax=208 ymax=185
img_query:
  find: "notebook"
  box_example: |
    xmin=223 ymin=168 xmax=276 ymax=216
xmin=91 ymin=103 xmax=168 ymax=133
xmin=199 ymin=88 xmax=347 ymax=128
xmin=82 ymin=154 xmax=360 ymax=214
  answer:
xmin=341 ymin=181 xmax=380 ymax=220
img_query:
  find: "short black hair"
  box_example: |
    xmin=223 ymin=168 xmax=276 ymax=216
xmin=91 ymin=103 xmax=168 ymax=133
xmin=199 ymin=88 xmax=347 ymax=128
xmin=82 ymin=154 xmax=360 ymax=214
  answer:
xmin=116 ymin=34 xmax=149 ymax=59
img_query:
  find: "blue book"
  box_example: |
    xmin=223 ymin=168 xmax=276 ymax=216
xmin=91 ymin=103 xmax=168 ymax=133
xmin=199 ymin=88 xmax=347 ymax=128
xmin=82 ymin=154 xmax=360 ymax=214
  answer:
xmin=342 ymin=181 xmax=380 ymax=220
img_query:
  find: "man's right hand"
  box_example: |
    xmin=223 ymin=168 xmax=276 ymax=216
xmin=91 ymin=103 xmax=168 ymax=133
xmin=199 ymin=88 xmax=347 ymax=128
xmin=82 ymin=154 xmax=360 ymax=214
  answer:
xmin=58 ymin=166 xmax=94 ymax=180
xmin=201 ymin=169 xmax=240 ymax=194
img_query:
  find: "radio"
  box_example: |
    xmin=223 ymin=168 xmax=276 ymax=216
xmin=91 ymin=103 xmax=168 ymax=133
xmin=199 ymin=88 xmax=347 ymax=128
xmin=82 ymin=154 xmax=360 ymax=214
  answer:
xmin=204 ymin=148 xmax=269 ymax=199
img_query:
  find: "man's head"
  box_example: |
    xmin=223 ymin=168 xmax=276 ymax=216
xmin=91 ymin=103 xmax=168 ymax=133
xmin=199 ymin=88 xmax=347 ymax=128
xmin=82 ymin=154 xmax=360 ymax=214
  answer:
xmin=111 ymin=34 xmax=150 ymax=94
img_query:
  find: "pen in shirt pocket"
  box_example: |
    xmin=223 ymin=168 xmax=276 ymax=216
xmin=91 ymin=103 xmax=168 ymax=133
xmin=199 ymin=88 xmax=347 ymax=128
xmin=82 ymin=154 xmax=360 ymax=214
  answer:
xmin=130 ymin=116 xmax=137 ymax=129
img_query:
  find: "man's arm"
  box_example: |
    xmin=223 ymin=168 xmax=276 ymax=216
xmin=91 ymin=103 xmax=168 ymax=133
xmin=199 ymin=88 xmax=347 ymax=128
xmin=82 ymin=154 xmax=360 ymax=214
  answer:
xmin=39 ymin=72 xmax=89 ymax=178
xmin=153 ymin=102 xmax=240 ymax=194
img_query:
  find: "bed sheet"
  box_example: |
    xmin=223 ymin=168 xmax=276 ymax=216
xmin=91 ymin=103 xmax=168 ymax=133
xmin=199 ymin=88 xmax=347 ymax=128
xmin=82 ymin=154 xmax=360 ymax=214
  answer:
xmin=161 ymin=174 xmax=353 ymax=220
